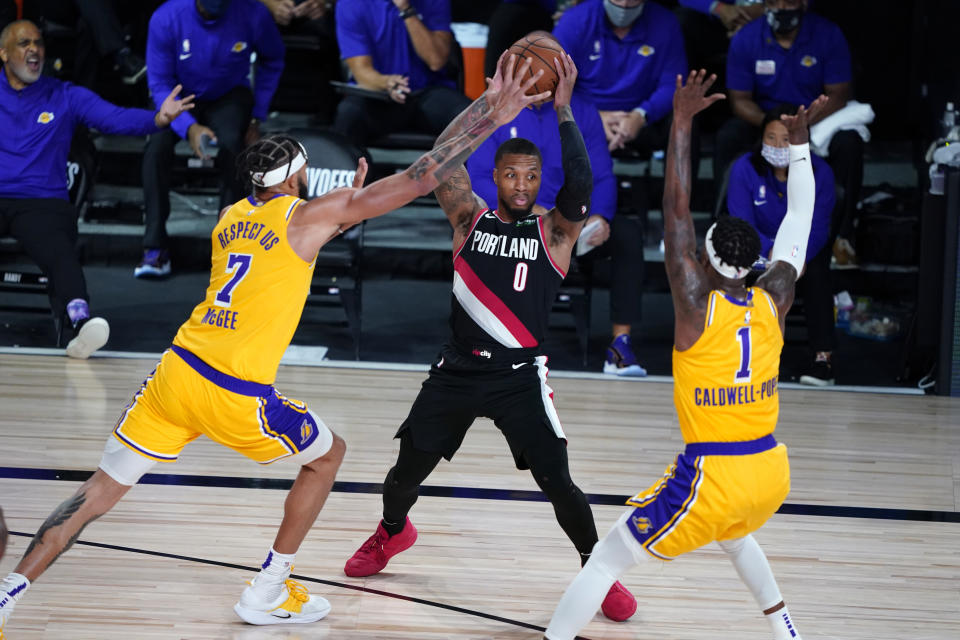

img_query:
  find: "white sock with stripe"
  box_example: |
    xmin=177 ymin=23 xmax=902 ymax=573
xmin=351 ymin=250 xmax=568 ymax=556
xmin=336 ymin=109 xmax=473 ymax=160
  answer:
xmin=252 ymin=548 xmax=295 ymax=603
xmin=718 ymin=535 xmax=801 ymax=640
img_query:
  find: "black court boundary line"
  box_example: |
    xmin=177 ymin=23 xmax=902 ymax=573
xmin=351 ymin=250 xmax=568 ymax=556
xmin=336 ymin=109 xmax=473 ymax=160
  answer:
xmin=1 ymin=466 xmax=958 ymax=523
xmin=7 ymin=531 xmax=590 ymax=639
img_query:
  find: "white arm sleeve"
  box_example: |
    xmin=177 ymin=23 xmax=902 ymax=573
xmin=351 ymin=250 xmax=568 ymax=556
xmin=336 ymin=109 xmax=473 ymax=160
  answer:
xmin=770 ymin=142 xmax=815 ymax=276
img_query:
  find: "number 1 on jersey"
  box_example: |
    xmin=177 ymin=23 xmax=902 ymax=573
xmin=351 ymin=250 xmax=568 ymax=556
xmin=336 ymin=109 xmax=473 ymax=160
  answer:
xmin=215 ymin=253 xmax=252 ymax=307
xmin=735 ymin=326 xmax=752 ymax=383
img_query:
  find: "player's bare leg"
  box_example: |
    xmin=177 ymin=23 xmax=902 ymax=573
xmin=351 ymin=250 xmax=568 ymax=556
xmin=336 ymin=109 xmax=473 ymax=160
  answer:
xmin=235 ymin=433 xmax=346 ymax=626
xmin=1 ymin=470 xmax=131 ymax=626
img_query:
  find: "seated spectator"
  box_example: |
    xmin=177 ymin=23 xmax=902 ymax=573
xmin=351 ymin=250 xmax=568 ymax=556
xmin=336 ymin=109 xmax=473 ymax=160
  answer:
xmin=483 ymin=1 xmax=556 ymax=80
xmin=718 ymin=0 xmax=862 ymax=266
xmin=0 ymin=20 xmax=193 ymax=357
xmin=23 ymin=0 xmax=146 ymax=88
xmin=553 ymin=0 xmax=688 ymax=160
xmin=466 ymin=89 xmax=647 ymax=375
xmin=333 ymin=0 xmax=471 ymax=147
xmin=138 ymin=0 xmax=285 ymax=278
xmin=726 ymin=105 xmax=837 ymax=385
xmin=260 ymin=0 xmax=341 ymax=124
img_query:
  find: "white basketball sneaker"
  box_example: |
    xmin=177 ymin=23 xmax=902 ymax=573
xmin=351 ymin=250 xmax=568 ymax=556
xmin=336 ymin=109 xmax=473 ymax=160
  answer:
xmin=234 ymin=576 xmax=331 ymax=625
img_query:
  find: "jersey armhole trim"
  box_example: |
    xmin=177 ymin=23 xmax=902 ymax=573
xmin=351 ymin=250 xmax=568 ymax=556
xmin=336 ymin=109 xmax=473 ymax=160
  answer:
xmin=453 ymin=207 xmax=488 ymax=261
xmin=537 ymin=216 xmax=567 ymax=278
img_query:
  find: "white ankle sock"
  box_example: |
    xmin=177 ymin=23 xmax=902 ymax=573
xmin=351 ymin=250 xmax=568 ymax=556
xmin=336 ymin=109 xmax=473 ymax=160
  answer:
xmin=1 ymin=573 xmax=30 ymax=602
xmin=253 ymin=549 xmax=295 ymax=602
xmin=766 ymin=605 xmax=801 ymax=640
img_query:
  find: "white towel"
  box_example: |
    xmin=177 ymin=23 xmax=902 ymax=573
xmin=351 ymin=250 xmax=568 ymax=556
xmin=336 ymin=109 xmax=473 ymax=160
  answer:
xmin=809 ymin=100 xmax=875 ymax=157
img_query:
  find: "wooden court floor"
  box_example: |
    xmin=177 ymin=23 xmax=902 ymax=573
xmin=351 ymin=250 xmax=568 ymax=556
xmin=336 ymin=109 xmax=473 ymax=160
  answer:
xmin=0 ymin=352 xmax=958 ymax=639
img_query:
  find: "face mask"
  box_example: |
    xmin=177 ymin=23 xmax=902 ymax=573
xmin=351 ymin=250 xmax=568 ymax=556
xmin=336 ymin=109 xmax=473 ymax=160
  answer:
xmin=761 ymin=143 xmax=790 ymax=168
xmin=765 ymin=7 xmax=803 ymax=35
xmin=199 ymin=0 xmax=232 ymax=18
xmin=604 ymin=0 xmax=645 ymax=28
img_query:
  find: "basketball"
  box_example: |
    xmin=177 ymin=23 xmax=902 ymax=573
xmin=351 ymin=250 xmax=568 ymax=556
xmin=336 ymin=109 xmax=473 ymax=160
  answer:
xmin=500 ymin=31 xmax=566 ymax=105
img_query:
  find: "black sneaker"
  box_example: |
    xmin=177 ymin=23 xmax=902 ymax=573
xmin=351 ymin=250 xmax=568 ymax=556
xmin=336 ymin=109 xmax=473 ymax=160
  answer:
xmin=799 ymin=359 xmax=835 ymax=386
xmin=115 ymin=48 xmax=146 ymax=85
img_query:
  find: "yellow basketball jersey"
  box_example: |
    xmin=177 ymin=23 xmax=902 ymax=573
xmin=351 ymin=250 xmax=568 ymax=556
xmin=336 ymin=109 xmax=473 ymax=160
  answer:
xmin=672 ymin=287 xmax=783 ymax=444
xmin=173 ymin=194 xmax=314 ymax=384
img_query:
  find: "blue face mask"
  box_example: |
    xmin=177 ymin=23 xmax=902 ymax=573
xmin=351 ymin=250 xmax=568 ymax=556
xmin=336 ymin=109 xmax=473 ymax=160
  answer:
xmin=198 ymin=0 xmax=233 ymax=19
xmin=603 ymin=0 xmax=644 ymax=28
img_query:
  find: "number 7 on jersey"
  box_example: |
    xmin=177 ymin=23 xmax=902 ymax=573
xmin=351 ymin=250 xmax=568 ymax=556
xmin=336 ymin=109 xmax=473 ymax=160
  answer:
xmin=215 ymin=253 xmax=252 ymax=307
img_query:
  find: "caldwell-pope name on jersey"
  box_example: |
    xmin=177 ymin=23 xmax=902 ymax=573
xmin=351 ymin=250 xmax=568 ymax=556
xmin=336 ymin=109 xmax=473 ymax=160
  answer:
xmin=469 ymin=230 xmax=540 ymax=260
xmin=694 ymin=375 xmax=779 ymax=406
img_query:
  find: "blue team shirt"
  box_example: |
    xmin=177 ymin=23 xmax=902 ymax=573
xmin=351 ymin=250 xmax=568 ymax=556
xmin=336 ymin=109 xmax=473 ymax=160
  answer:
xmin=0 ymin=71 xmax=157 ymax=200
xmin=146 ymin=0 xmax=285 ymax=139
xmin=465 ymin=95 xmax=615 ymax=220
xmin=553 ymin=0 xmax=687 ymax=122
xmin=336 ymin=0 xmax=453 ymax=92
xmin=726 ymin=151 xmax=836 ymax=260
xmin=727 ymin=12 xmax=850 ymax=110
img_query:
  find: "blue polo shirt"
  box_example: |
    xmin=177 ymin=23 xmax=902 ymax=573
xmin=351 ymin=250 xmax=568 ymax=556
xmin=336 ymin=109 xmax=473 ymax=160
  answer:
xmin=552 ymin=0 xmax=687 ymax=122
xmin=727 ymin=12 xmax=850 ymax=110
xmin=726 ymin=151 xmax=836 ymax=261
xmin=465 ymin=95 xmax=615 ymax=221
xmin=0 ymin=71 xmax=158 ymax=200
xmin=678 ymin=0 xmax=727 ymax=14
xmin=336 ymin=0 xmax=453 ymax=92
xmin=146 ymin=0 xmax=285 ymax=139
xmin=679 ymin=1 xmax=815 ymax=16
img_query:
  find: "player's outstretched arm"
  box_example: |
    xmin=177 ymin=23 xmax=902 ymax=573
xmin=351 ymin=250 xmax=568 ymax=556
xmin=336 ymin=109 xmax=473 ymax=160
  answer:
xmin=295 ymin=54 xmax=549 ymax=255
xmin=543 ymin=53 xmax=592 ymax=273
xmin=757 ymin=95 xmax=829 ymax=321
xmin=663 ymin=70 xmax=724 ymax=348
xmin=432 ymin=53 xmax=549 ymax=242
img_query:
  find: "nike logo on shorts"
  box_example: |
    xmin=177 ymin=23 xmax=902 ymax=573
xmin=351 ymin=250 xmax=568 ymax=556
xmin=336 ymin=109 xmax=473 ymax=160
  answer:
xmin=512 ymin=362 xmax=527 ymax=369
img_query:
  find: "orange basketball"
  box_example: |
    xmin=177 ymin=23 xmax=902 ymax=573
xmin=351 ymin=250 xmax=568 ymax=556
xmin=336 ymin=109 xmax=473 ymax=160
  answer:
xmin=500 ymin=31 xmax=566 ymax=105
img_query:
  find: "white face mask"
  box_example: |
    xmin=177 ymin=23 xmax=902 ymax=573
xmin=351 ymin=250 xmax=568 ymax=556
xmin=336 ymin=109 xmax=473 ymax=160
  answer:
xmin=603 ymin=0 xmax=644 ymax=28
xmin=761 ymin=143 xmax=790 ymax=168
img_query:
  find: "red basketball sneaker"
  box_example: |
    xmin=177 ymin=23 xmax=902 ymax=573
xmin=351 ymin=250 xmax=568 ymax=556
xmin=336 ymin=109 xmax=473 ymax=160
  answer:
xmin=344 ymin=518 xmax=418 ymax=578
xmin=600 ymin=581 xmax=636 ymax=621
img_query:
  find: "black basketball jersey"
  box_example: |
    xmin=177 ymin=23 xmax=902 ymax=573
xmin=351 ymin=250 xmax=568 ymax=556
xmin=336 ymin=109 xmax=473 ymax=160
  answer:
xmin=450 ymin=208 xmax=566 ymax=352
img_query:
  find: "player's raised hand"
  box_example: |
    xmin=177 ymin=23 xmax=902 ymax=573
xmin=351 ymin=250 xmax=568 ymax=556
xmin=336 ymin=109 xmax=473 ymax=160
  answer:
xmin=552 ymin=53 xmax=577 ymax=111
xmin=780 ymin=95 xmax=829 ymax=145
xmin=672 ymin=69 xmax=725 ymax=125
xmin=486 ymin=54 xmax=551 ymax=126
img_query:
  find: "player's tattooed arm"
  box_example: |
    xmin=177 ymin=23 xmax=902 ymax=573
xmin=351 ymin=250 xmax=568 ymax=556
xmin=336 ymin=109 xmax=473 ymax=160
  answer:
xmin=664 ymin=71 xmax=725 ymax=349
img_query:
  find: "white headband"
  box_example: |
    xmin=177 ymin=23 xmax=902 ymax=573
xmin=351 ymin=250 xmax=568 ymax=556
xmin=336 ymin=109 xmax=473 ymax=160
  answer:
xmin=705 ymin=223 xmax=752 ymax=280
xmin=251 ymin=144 xmax=308 ymax=188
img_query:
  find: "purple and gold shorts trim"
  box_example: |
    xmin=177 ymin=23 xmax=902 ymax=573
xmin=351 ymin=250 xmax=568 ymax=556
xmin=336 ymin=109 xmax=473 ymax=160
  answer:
xmin=256 ymin=391 xmax=319 ymax=462
xmin=171 ymin=345 xmax=272 ymax=397
xmin=683 ymin=434 xmax=777 ymax=457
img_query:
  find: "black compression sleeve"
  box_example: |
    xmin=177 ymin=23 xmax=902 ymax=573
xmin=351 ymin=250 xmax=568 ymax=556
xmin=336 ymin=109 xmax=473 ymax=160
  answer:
xmin=556 ymin=120 xmax=593 ymax=222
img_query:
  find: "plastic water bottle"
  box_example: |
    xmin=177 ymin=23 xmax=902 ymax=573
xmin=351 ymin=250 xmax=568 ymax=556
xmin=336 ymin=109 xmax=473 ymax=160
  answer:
xmin=943 ymin=102 xmax=957 ymax=140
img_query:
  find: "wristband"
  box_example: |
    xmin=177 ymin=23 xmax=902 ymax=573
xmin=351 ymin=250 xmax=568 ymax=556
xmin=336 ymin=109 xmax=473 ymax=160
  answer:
xmin=398 ymin=6 xmax=419 ymax=20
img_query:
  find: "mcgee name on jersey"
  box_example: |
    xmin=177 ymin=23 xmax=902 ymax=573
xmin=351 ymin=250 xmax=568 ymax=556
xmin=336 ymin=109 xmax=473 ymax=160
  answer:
xmin=469 ymin=230 xmax=540 ymax=261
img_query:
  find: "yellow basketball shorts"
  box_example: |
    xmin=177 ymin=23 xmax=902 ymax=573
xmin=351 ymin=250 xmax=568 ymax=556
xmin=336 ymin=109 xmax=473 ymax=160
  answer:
xmin=112 ymin=347 xmax=327 ymax=465
xmin=623 ymin=435 xmax=790 ymax=560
